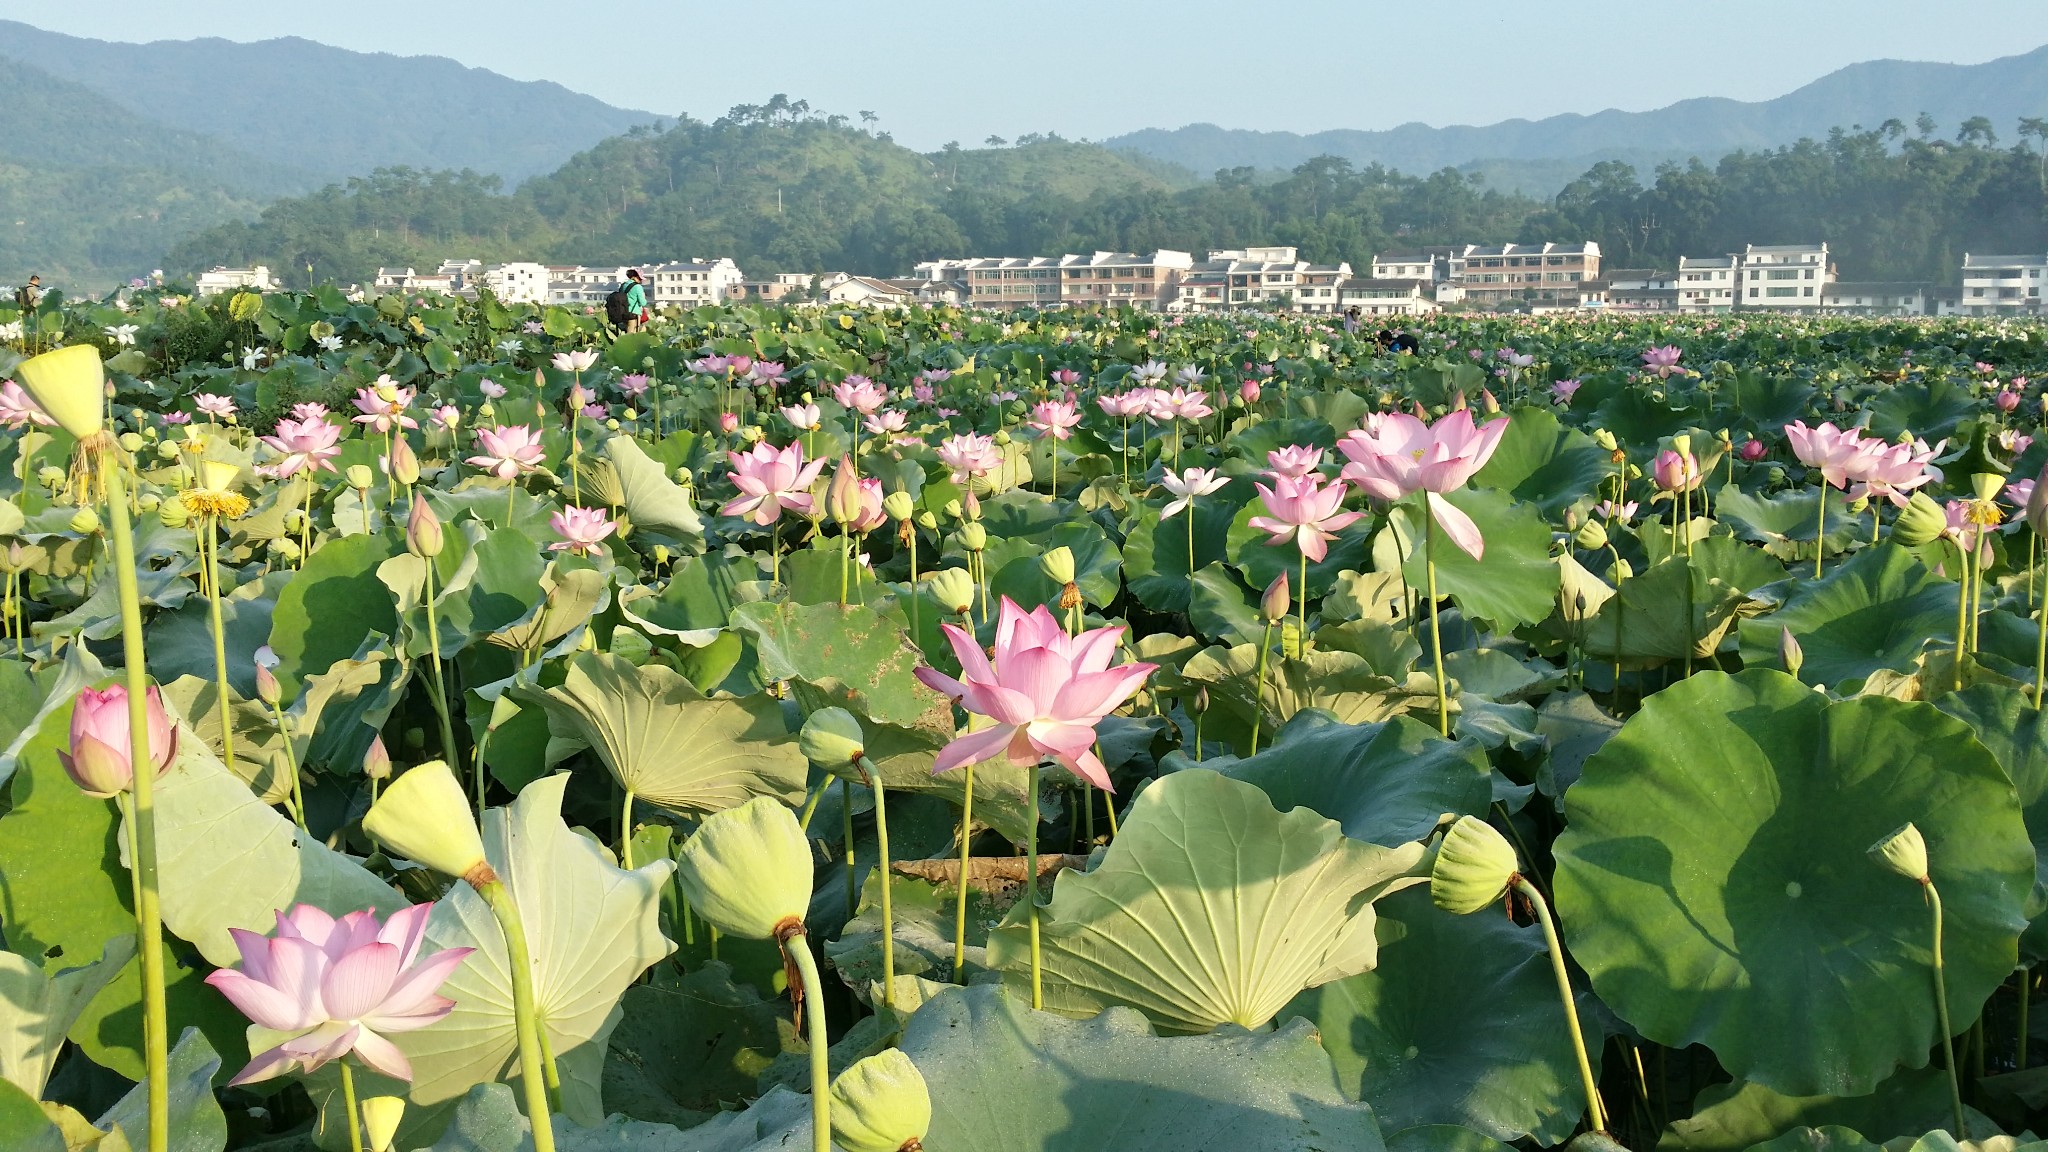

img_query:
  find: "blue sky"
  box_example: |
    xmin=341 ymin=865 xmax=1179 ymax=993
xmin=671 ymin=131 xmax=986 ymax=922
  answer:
xmin=2 ymin=0 xmax=2043 ymax=150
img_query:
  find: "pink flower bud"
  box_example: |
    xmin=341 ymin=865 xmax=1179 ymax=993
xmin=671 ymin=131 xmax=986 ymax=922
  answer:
xmin=62 ymin=684 xmax=178 ymax=798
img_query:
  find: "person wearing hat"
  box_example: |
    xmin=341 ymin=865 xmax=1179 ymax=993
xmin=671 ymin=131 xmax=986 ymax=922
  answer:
xmin=13 ymin=274 xmax=40 ymax=314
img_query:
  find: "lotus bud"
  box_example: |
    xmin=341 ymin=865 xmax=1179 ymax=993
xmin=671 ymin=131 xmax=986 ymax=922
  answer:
xmin=388 ymin=437 xmax=420 ymax=486
xmin=1779 ymin=628 xmax=1804 ymax=678
xmin=963 ymin=491 xmax=981 ymax=521
xmin=118 ymin=432 xmax=144 ymax=454
xmin=1573 ymin=518 xmax=1608 ymax=551
xmin=1591 ymin=428 xmax=1618 ymax=451
xmin=674 ymin=796 xmax=813 ymax=940
xmin=829 ymin=1049 xmax=933 ymax=1152
xmin=69 ymin=506 xmax=101 ymax=535
xmin=13 ymin=345 xmax=107 ymax=438
xmin=1261 ymin=572 xmax=1291 ymax=623
xmin=255 ymin=658 xmax=282 ymax=707
xmin=487 ymin=693 xmax=521 ymax=732
xmin=405 ymin=494 xmax=444 ymax=558
xmin=943 ymin=499 xmax=963 ymax=522
xmin=2029 ymin=462 xmax=2048 ymax=538
xmin=1040 ymin=546 xmax=1076 ymax=586
xmin=157 ymin=500 xmax=190 ymax=528
xmin=60 ymin=684 xmax=178 ymax=799
xmin=1892 ymin=491 xmax=1947 ymax=546
xmin=362 ymin=734 xmax=391 ymax=781
xmin=346 ymin=464 xmax=375 ymax=491
xmin=361 ymin=761 xmax=492 ymax=884
xmin=915 ymin=510 xmax=938 ymax=531
xmin=271 ymin=538 xmax=302 ymax=563
xmin=959 ymin=522 xmax=986 ymax=551
xmin=1972 ymin=473 xmax=2006 ymax=503
xmin=1430 ymin=815 xmax=1520 ymax=915
xmin=828 ymin=457 xmax=862 ymax=525
xmin=928 ymin=568 xmax=975 ymax=615
xmin=1869 ymin=822 xmax=1930 ymax=884
xmin=800 ymin=707 xmax=868 ymax=780
xmin=1479 ymin=388 xmax=1500 ymax=415
xmin=883 ymin=490 xmax=915 ymax=522
xmin=1193 ymin=685 xmax=1210 ymax=714
xmin=360 ymin=1096 xmax=406 ymax=1152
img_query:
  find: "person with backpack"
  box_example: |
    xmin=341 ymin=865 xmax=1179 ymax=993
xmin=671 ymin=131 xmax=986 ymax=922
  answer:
xmin=607 ymin=269 xmax=649 ymax=333
xmin=14 ymin=274 xmax=41 ymax=314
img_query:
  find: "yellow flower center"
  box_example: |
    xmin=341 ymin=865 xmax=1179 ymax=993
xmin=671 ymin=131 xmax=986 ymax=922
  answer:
xmin=181 ymin=490 xmax=251 ymax=519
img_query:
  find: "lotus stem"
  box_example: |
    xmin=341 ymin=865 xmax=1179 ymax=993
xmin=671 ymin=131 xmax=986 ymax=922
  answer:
xmin=1514 ymin=877 xmax=1606 ymax=1135
xmin=839 ymin=530 xmax=850 ymax=606
xmin=842 ymin=777 xmax=858 ymax=921
xmin=420 ymin=560 xmax=460 ymax=766
xmin=340 ymin=1060 xmax=364 ymax=1152
xmin=1970 ymin=543 xmax=1984 ymax=655
xmin=952 ymin=759 xmax=975 ymax=983
xmin=2021 ymin=967 xmax=2033 ymax=1072
xmin=2035 ymin=598 xmax=2046 ymax=709
xmin=868 ymin=759 xmax=895 ymax=1011
xmin=620 ymin=789 xmax=635 ymax=870
xmin=506 ymin=479 xmax=516 ymax=528
xmin=1815 ymin=485 xmax=1826 ymax=579
xmin=907 ymin=527 xmax=919 ymax=638
xmin=798 ymin=782 xmax=824 ymax=832
xmin=1423 ymin=506 xmax=1450 ymax=739
xmin=1026 ymin=758 xmax=1043 ymax=1011
xmin=1925 ymin=881 xmax=1968 ymax=1137
xmin=1298 ymin=550 xmax=1309 ymax=654
xmin=103 ymin=452 xmax=170 ymax=1152
xmin=783 ymin=934 xmax=831 ymax=1152
xmin=475 ymin=878 xmax=555 ymax=1152
xmin=268 ymin=699 xmax=306 ymax=828
xmin=1956 ymin=541 xmax=1972 ymax=694
xmin=473 ymin=726 xmax=492 ymax=818
xmin=1249 ymin=620 xmax=1273 ymax=756
xmin=1185 ymin=500 xmax=1196 ymax=589
xmin=772 ymin=520 xmax=782 ymax=588
xmin=200 ymin=514 xmax=235 ymax=776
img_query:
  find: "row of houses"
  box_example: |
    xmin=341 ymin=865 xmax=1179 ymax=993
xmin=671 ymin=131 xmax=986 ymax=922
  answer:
xmin=367 ymin=259 xmax=747 ymax=307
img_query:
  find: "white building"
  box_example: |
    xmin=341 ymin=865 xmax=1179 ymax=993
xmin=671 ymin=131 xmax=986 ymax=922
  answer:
xmin=1821 ymin=281 xmax=1932 ymax=316
xmin=1369 ymin=248 xmax=1458 ymax=283
xmin=194 ymin=265 xmax=277 ymax=296
xmin=647 ymin=258 xmax=744 ymax=307
xmin=546 ymin=266 xmax=629 ymax=306
xmin=821 ymin=274 xmax=915 ymax=307
xmin=1335 ymin=278 xmax=1438 ymax=317
xmin=478 ymin=262 xmax=550 ymax=304
xmin=1676 ymin=256 xmax=1739 ymax=312
xmin=1959 ymin=253 xmax=2047 ymax=315
xmin=1736 ymin=243 xmax=1831 ymax=312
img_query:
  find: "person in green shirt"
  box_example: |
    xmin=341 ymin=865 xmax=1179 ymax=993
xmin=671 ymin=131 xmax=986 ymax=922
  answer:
xmin=621 ymin=269 xmax=648 ymax=332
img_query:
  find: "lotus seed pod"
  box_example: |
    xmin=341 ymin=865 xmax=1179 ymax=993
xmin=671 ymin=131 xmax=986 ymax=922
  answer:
xmin=1573 ymin=518 xmax=1609 ymax=551
xmin=157 ymin=500 xmax=190 ymax=528
xmin=136 ymin=492 xmax=161 ymax=512
xmin=374 ymin=381 xmax=399 ymax=404
xmin=361 ymin=761 xmax=491 ymax=883
xmin=927 ymin=568 xmax=975 ymax=615
xmin=36 ymin=465 xmax=65 ymax=490
xmin=959 ymin=523 xmax=987 ymax=551
xmin=1972 ymin=473 xmax=2006 ymax=503
xmin=1671 ymin=433 xmax=1692 ymax=458
xmin=360 ymin=1096 xmax=406 ymax=1152
xmin=800 ymin=707 xmax=867 ymax=777
xmin=118 ymin=432 xmax=145 ymax=453
xmin=992 ymin=428 xmax=1012 ymax=447
xmin=883 ymin=490 xmax=915 ymax=522
xmin=1040 ymin=546 xmax=1076 ymax=586
xmin=346 ymin=464 xmax=375 ymax=490
xmin=942 ymin=500 xmax=963 ymax=521
xmin=69 ymin=507 xmax=101 ymax=535
xmin=1891 ymin=491 xmax=1947 ymax=546
xmin=1591 ymin=428 xmax=1618 ymax=451
xmin=674 ymin=797 xmax=813 ymax=940
xmin=478 ymin=402 xmax=495 ymax=420
xmin=915 ymin=510 xmax=938 ymax=531
xmin=623 ymin=408 xmax=639 ymax=422
xmin=13 ymin=345 xmax=107 ymax=439
xmin=675 ymin=466 xmax=694 ymax=485
xmin=488 ymin=693 xmax=522 ymax=731
xmin=1869 ymin=822 xmax=1930 ymax=883
xmin=606 ymin=419 xmax=621 ymax=432
xmin=271 ymin=537 xmax=303 ymax=562
xmin=1261 ymin=571 xmax=1291 ymax=623
xmin=829 ymin=1049 xmax=932 ymax=1152
xmin=1430 ymin=815 xmax=1520 ymax=915
xmin=1779 ymin=628 xmax=1804 ymax=679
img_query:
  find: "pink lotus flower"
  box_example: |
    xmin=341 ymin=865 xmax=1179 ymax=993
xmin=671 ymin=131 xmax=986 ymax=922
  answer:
xmin=1652 ymin=449 xmax=1702 ymax=493
xmin=1027 ymin=400 xmax=1081 ymax=441
xmin=834 ymin=376 xmax=886 ymax=415
xmin=581 ymin=403 xmax=607 ymax=420
xmin=1265 ymin=445 xmax=1324 ymax=480
xmin=1593 ymin=499 xmax=1638 ymax=522
xmin=721 ymin=441 xmax=824 ymax=525
xmin=1944 ymin=500 xmax=1996 ymax=566
xmin=689 ymin=355 xmax=729 ymax=375
xmin=1248 ymin=472 xmax=1364 ymax=562
xmin=466 ymin=425 xmax=546 ymax=481
xmin=2002 ymin=430 xmax=2035 ymax=456
xmin=1337 ymin=408 xmax=1507 ymax=560
xmin=549 ymin=506 xmax=615 ymax=555
xmin=2006 ymin=479 xmax=2036 ymax=509
xmin=1784 ymin=421 xmax=1869 ymax=489
xmin=725 ymin=355 xmax=755 ymax=376
xmin=717 ymin=412 xmax=740 ymax=434
xmin=291 ymin=402 xmax=330 ymax=422
xmin=1097 ymin=390 xmax=1153 ymax=419
xmin=617 ymin=373 xmax=651 ymax=397
xmin=865 ymin=409 xmax=908 ymax=436
xmin=521 ymin=321 xmax=544 ymax=334
xmin=1848 ymin=438 xmax=1944 ymax=507
xmin=428 ymin=405 xmax=461 ymax=431
xmin=1740 ymin=438 xmax=1768 ymax=462
xmin=1239 ymin=379 xmax=1261 ymax=404
xmin=0 ymin=380 xmax=54 ymax=429
xmin=936 ymin=432 xmax=1001 ymax=482
xmin=1997 ymin=389 xmax=2022 ymax=413
xmin=849 ymin=476 xmax=887 ymax=533
xmin=750 ymin=361 xmax=787 ymax=388
xmin=914 ymin=597 xmax=1155 ymax=792
xmin=352 ymin=382 xmax=418 ymax=433
xmin=1976 ymin=362 xmax=1997 ymax=374
xmin=194 ymin=393 xmax=235 ymax=419
xmin=1642 ymin=346 xmax=1683 ymax=378
xmin=259 ymin=418 xmax=344 ymax=479
xmin=62 ymin=684 xmax=177 ymax=798
xmin=550 ymin=350 xmax=600 ymax=374
xmin=912 ymin=383 xmax=937 ymax=404
xmin=1550 ymin=379 xmax=1582 ymax=405
xmin=161 ymin=412 xmax=192 ymax=427
xmin=1148 ymin=387 xmax=1212 ymax=422
xmin=1160 ymin=466 xmax=1227 ymax=519
xmin=919 ymin=368 xmax=953 ymax=385
xmin=478 ymin=380 xmax=507 ymax=399
xmin=781 ymin=403 xmax=821 ymax=430
xmin=1050 ymin=368 xmax=1081 ymax=387
xmin=205 ymin=903 xmax=471 ymax=1085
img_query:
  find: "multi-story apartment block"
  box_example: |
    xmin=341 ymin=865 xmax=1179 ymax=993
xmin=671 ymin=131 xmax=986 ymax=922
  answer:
xmin=477 ymin=262 xmax=550 ymax=304
xmin=1335 ymin=278 xmax=1437 ymax=317
xmin=1736 ymin=243 xmax=1831 ymax=311
xmin=739 ymin=273 xmax=817 ymax=303
xmin=1602 ymin=268 xmax=1679 ymax=311
xmin=957 ymin=257 xmax=1066 ymax=308
xmin=1959 ymin=253 xmax=2047 ymax=315
xmin=1451 ymin=242 xmax=1600 ymax=307
xmin=1675 ymin=256 xmax=1739 ymax=312
xmin=1822 ymin=281 xmax=1932 ymax=316
xmin=194 ymin=266 xmax=278 ymax=296
xmin=1369 ymin=247 xmax=1458 ymax=284
xmin=1295 ymin=263 xmax=1351 ymax=313
xmin=647 ymin=258 xmax=744 ymax=307
xmin=371 ymin=266 xmax=459 ymax=295
xmin=1166 ymin=247 xmax=1352 ymax=311
xmin=1058 ymin=250 xmax=1196 ymax=309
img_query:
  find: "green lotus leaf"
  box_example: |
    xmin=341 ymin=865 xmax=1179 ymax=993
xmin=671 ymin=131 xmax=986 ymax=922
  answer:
xmin=989 ymin=769 xmax=1429 ymax=1032
xmin=526 ymin=651 xmax=806 ymax=817
xmin=1554 ymin=669 xmax=2033 ymax=1096
xmin=604 ymin=433 xmax=706 ymax=549
xmin=0 ymin=935 xmax=133 ymax=1098
xmin=1737 ymin=543 xmax=1958 ymax=690
xmin=1723 ymin=371 xmax=1817 ymax=431
xmin=397 ymin=773 xmax=675 ymax=1122
xmin=267 ymin=529 xmax=402 ymax=693
xmin=616 ymin=551 xmax=740 ymax=647
xmin=1932 ymin=684 xmax=2048 ymax=954
xmin=1208 ymin=712 xmax=1491 ymax=847
xmin=1581 ymin=553 xmax=1755 ymax=664
xmin=1393 ymin=488 xmax=1561 ymax=632
xmin=1866 ymin=377 xmax=1979 ymax=442
xmin=93 ymin=1027 xmax=228 ymax=1152
xmin=1186 ymin=560 xmax=1266 ymax=647
xmin=1124 ymin=496 xmax=1243 ymax=613
xmin=1738 ymin=1127 xmax=1882 ymax=1152
xmin=899 ymin=984 xmax=1387 ymax=1152
xmin=1283 ymin=887 xmax=1600 ymax=1145
xmin=1714 ymin=487 xmax=1865 ymax=563
xmin=0 ymin=1077 xmax=64 ymax=1152
xmin=601 ymin=965 xmax=782 ymax=1126
xmin=143 ymin=570 xmax=287 ymax=699
xmin=1472 ymin=407 xmax=1612 ymax=516
xmin=1181 ymin=643 xmax=1431 ymax=751
xmin=1386 ymin=1125 xmax=1518 ymax=1152
xmin=987 ymin=520 xmax=1122 ymax=612
xmin=1659 ymin=1070 xmax=1986 ymax=1152
xmin=731 ymin=600 xmax=954 ymax=737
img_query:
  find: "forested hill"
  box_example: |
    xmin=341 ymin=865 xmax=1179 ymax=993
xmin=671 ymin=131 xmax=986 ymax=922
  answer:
xmin=168 ymin=106 xmax=2048 ymax=292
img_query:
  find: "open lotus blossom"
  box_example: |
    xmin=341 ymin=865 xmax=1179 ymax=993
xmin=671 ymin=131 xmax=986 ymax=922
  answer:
xmin=550 ymin=349 xmax=600 ymax=374
xmin=1997 ymin=389 xmax=2023 ymax=413
xmin=581 ymin=403 xmax=606 ymax=420
xmin=1097 ymin=389 xmax=1154 ymax=418
xmin=549 ymin=505 xmax=615 ymax=555
xmin=1594 ymin=499 xmax=1639 ymax=522
xmin=848 ymin=476 xmax=888 ymax=533
xmin=0 ymin=381 xmax=54 ymax=429
xmin=1642 ymin=346 xmax=1683 ymax=377
xmin=781 ymin=402 xmax=821 ymax=430
xmin=936 ymin=432 xmax=1002 ymax=482
xmin=466 ymin=424 xmax=546 ymax=480
xmin=1160 ymin=466 xmax=1228 ymax=519
xmin=864 ymin=409 xmax=908 ymax=436
xmin=478 ymin=380 xmax=507 ymax=399
xmin=1026 ymin=400 xmax=1081 ymax=440
xmin=204 ymin=903 xmax=471 ymax=1085
xmin=688 ymin=355 xmax=729 ymax=375
xmin=1248 ymin=472 xmax=1364 ymax=562
xmin=834 ymin=376 xmax=886 ymax=415
xmin=1129 ymin=360 xmax=1169 ymax=384
xmin=104 ymin=324 xmax=138 ymax=346
xmin=721 ymin=441 xmax=825 ymax=525
xmin=1944 ymin=499 xmax=1997 ymax=566
xmin=1740 ymin=438 xmax=1768 ymax=462
xmin=521 ymin=320 xmax=545 ymax=334
xmin=427 ymin=405 xmax=461 ymax=431
xmin=914 ymin=597 xmax=1156 ymax=792
xmin=194 ymin=393 xmax=235 ymax=419
xmin=1550 ymin=378 xmax=1583 ymax=404
xmin=1051 ymin=368 xmax=1081 ymax=387
xmin=1785 ymin=421 xmax=1871 ymax=488
xmin=316 ymin=335 xmax=345 ymax=352
xmin=291 ymin=402 xmax=331 ymax=422
xmin=352 ymin=383 xmax=418 ymax=433
xmin=1149 ymin=387 xmax=1213 ymax=423
xmin=162 ymin=412 xmax=192 ymax=426
xmin=911 ymin=383 xmax=937 ymax=404
xmin=2001 ymin=429 xmax=2035 ymax=456
xmin=1337 ymin=408 xmax=1508 ymax=560
xmin=259 ymin=417 xmax=345 ymax=479
xmin=1847 ymin=437 xmax=1945 ymax=506
xmin=1265 ymin=445 xmax=1325 ymax=479
xmin=2006 ymin=478 xmax=2036 ymax=509
xmin=1652 ymin=449 xmax=1703 ymax=493
xmin=617 ymin=373 xmax=651 ymax=397
xmin=62 ymin=684 xmax=178 ymax=798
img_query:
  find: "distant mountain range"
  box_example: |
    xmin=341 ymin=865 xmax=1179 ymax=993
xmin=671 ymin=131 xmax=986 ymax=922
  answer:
xmin=1108 ymin=44 xmax=2048 ymax=194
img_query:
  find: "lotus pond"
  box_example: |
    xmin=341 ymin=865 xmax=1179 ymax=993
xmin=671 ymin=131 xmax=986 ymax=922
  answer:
xmin=5 ymin=290 xmax=2048 ymax=1152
